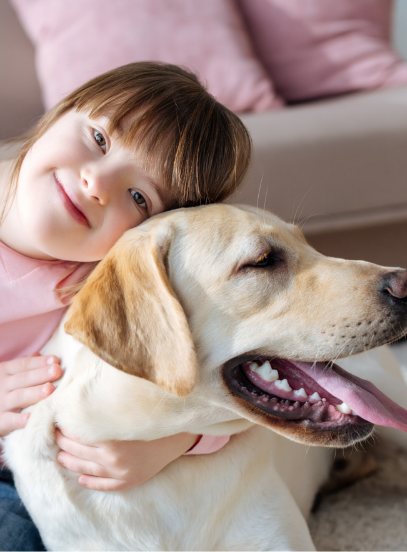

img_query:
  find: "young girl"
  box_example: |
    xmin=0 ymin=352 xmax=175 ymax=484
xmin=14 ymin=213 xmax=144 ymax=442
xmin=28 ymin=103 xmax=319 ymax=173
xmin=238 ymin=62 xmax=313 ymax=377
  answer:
xmin=0 ymin=61 xmax=252 ymax=551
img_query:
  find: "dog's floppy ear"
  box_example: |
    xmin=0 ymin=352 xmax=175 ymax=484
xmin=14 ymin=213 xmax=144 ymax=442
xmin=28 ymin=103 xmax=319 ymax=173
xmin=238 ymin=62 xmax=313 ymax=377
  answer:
xmin=64 ymin=225 xmax=197 ymax=396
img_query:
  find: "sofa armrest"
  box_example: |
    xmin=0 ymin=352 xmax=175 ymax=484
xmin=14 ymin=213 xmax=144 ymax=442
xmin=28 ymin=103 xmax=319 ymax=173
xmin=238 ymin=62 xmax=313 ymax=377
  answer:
xmin=236 ymin=85 xmax=407 ymax=235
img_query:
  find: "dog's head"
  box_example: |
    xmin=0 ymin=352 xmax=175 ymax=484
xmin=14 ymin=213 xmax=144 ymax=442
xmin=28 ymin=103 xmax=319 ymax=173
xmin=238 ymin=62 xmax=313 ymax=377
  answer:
xmin=65 ymin=204 xmax=407 ymax=447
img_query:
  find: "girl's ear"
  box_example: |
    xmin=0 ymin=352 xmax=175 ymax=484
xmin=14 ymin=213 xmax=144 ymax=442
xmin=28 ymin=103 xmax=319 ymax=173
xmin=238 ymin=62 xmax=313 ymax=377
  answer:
xmin=64 ymin=225 xmax=197 ymax=397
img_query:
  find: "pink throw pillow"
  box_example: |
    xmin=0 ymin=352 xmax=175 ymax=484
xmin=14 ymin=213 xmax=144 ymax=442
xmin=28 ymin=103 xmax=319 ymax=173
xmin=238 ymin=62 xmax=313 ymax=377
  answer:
xmin=238 ymin=0 xmax=407 ymax=101
xmin=10 ymin=0 xmax=283 ymax=113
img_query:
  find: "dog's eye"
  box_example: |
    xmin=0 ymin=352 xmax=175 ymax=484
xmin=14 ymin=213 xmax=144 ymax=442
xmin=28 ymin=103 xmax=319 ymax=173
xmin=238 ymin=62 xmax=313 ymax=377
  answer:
xmin=252 ymin=253 xmax=272 ymax=267
xmin=248 ymin=252 xmax=280 ymax=268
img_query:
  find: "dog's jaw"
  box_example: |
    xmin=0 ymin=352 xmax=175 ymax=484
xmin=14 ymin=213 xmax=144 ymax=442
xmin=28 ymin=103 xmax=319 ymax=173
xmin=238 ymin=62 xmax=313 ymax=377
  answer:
xmin=222 ymin=355 xmax=375 ymax=447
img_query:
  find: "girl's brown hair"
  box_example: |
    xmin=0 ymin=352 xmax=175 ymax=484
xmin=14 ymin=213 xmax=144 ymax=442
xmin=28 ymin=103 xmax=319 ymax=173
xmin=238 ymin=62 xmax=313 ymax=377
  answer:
xmin=1 ymin=62 xmax=251 ymax=223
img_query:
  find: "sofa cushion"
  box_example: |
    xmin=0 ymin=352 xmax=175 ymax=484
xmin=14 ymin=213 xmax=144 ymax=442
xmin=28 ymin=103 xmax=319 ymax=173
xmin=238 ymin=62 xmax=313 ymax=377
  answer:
xmin=238 ymin=0 xmax=407 ymax=101
xmin=10 ymin=0 xmax=282 ymax=113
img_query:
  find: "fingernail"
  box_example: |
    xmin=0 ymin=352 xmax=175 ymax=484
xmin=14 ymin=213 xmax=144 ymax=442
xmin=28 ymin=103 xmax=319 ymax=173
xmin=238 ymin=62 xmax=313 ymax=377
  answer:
xmin=57 ymin=453 xmax=65 ymax=466
xmin=79 ymin=477 xmax=88 ymax=487
xmin=47 ymin=357 xmax=54 ymax=365
xmin=40 ymin=383 xmax=53 ymax=396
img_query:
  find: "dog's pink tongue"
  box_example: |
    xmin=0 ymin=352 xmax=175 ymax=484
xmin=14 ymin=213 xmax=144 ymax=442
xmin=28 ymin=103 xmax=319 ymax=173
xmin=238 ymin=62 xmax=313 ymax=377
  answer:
xmin=295 ymin=361 xmax=407 ymax=431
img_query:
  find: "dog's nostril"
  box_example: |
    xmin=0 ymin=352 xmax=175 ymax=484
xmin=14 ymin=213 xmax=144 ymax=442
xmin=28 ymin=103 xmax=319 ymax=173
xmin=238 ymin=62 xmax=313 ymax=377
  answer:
xmin=380 ymin=270 xmax=407 ymax=303
xmin=381 ymin=287 xmax=407 ymax=306
xmin=383 ymin=286 xmax=407 ymax=302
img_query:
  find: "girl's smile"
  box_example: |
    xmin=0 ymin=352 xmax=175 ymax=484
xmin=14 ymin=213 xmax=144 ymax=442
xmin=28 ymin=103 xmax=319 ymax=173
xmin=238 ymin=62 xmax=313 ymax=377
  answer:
xmin=0 ymin=110 xmax=170 ymax=262
xmin=54 ymin=173 xmax=90 ymax=228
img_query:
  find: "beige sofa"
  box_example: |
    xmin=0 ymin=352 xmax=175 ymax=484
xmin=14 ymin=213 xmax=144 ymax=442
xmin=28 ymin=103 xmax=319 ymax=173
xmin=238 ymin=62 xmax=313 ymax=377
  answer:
xmin=2 ymin=0 xmax=407 ymax=268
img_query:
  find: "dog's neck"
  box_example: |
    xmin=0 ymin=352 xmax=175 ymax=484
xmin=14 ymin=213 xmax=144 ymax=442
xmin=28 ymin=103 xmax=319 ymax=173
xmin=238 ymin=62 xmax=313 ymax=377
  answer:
xmin=49 ymin=333 xmax=251 ymax=442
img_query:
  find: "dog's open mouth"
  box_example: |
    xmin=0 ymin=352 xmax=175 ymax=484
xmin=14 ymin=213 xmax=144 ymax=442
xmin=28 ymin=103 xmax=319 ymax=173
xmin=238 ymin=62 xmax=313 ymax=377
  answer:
xmin=223 ymin=357 xmax=407 ymax=432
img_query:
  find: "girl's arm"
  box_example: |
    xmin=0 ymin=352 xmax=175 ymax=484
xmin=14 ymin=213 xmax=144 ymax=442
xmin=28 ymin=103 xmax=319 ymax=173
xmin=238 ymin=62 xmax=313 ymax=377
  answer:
xmin=0 ymin=353 xmax=228 ymax=491
xmin=55 ymin=430 xmax=230 ymax=492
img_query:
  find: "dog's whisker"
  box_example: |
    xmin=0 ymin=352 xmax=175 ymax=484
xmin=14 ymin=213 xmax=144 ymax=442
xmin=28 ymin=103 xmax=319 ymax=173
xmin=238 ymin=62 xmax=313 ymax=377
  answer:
xmin=298 ymin=212 xmax=327 ymax=231
xmin=303 ymin=444 xmax=312 ymax=464
xmin=290 ymin=194 xmax=300 ymax=225
xmin=262 ymin=184 xmax=269 ymax=223
xmin=149 ymin=392 xmax=169 ymax=420
xmin=256 ymin=173 xmax=264 ymax=211
xmin=292 ymin=183 xmax=317 ymax=226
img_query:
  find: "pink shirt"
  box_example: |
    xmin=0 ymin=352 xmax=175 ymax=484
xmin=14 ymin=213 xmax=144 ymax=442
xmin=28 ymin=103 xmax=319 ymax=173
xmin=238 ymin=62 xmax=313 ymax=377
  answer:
xmin=0 ymin=240 xmax=93 ymax=362
xmin=0 ymin=240 xmax=229 ymax=454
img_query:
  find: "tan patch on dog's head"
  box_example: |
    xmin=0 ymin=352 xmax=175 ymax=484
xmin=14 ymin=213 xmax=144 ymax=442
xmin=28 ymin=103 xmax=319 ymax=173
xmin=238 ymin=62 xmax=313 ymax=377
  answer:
xmin=65 ymin=224 xmax=197 ymax=397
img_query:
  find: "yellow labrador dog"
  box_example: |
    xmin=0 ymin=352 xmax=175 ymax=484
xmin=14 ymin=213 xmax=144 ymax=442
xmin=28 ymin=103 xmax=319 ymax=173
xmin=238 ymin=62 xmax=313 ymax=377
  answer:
xmin=4 ymin=204 xmax=407 ymax=551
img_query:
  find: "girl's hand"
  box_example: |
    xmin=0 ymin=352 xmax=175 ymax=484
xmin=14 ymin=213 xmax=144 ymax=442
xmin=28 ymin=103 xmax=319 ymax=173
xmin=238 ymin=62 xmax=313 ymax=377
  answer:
xmin=55 ymin=428 xmax=198 ymax=491
xmin=0 ymin=353 xmax=62 ymax=437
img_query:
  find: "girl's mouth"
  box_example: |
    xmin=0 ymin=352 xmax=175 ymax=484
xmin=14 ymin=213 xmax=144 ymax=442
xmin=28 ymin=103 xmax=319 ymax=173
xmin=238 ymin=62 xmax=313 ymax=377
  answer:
xmin=54 ymin=174 xmax=90 ymax=228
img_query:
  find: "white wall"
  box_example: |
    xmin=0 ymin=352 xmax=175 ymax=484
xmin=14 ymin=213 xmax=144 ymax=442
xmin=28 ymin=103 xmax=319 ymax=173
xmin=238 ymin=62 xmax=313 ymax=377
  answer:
xmin=393 ymin=0 xmax=407 ymax=61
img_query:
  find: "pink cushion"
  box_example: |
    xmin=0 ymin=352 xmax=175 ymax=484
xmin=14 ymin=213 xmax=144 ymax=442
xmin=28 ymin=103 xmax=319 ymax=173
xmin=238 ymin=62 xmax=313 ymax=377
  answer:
xmin=238 ymin=0 xmax=407 ymax=101
xmin=10 ymin=0 xmax=283 ymax=113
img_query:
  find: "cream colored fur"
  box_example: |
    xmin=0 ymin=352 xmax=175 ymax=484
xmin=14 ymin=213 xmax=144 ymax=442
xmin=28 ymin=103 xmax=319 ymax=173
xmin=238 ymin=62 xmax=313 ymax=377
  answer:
xmin=4 ymin=204 xmax=407 ymax=551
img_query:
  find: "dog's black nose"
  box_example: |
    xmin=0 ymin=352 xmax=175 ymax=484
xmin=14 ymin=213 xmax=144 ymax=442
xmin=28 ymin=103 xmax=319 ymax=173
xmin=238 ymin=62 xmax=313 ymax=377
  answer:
xmin=380 ymin=270 xmax=407 ymax=304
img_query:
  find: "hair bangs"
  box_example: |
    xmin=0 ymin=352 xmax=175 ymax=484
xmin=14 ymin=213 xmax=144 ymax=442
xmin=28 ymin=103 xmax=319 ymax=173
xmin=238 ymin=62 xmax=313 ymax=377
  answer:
xmin=2 ymin=62 xmax=251 ymax=225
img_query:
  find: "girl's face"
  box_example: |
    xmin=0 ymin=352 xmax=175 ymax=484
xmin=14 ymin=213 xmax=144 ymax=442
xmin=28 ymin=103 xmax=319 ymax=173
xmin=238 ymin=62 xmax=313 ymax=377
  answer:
xmin=16 ymin=110 xmax=170 ymax=262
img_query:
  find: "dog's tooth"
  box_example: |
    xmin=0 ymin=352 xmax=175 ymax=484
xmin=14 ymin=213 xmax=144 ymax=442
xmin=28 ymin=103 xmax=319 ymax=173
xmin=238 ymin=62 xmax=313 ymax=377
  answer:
xmin=252 ymin=360 xmax=279 ymax=382
xmin=294 ymin=388 xmax=308 ymax=399
xmin=335 ymin=402 xmax=352 ymax=414
xmin=275 ymin=379 xmax=292 ymax=392
xmin=259 ymin=362 xmax=279 ymax=382
xmin=309 ymin=392 xmax=322 ymax=402
xmin=249 ymin=362 xmax=259 ymax=373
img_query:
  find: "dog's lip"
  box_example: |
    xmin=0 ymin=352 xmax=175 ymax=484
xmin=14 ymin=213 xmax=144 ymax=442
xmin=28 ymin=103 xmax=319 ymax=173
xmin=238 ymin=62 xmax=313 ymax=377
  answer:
xmin=224 ymin=355 xmax=407 ymax=432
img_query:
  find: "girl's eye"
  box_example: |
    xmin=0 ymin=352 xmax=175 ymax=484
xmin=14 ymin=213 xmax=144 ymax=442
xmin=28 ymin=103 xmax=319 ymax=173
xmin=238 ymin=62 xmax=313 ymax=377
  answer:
xmin=130 ymin=190 xmax=147 ymax=209
xmin=93 ymin=130 xmax=107 ymax=150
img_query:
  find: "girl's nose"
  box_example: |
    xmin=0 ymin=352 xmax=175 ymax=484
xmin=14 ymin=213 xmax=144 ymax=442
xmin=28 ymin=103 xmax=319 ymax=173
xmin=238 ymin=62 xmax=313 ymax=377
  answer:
xmin=81 ymin=167 xmax=114 ymax=205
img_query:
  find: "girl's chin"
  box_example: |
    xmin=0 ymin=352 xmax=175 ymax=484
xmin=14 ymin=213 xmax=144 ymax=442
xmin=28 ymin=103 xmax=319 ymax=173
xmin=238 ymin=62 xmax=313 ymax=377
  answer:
xmin=21 ymin=219 xmax=107 ymax=262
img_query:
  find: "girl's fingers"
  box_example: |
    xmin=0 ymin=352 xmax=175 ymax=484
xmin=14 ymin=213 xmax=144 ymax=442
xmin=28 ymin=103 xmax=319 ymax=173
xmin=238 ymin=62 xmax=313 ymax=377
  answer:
xmin=7 ymin=363 xmax=62 ymax=391
xmin=4 ymin=355 xmax=60 ymax=375
xmin=78 ymin=475 xmax=129 ymax=492
xmin=55 ymin=429 xmax=99 ymax=463
xmin=5 ymin=382 xmax=55 ymax=411
xmin=57 ymin=452 xmax=108 ymax=478
xmin=55 ymin=427 xmax=98 ymax=446
xmin=0 ymin=411 xmax=30 ymax=437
